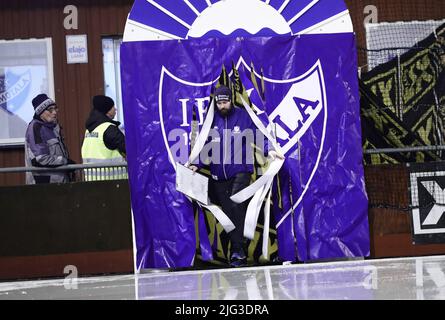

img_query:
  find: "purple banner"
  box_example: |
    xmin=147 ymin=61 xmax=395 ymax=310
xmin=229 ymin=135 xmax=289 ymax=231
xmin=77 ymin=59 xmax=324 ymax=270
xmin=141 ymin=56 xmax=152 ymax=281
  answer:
xmin=121 ymin=34 xmax=370 ymax=269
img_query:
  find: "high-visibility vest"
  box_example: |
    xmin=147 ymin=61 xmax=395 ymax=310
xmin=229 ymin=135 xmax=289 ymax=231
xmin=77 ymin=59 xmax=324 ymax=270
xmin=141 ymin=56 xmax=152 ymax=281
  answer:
xmin=81 ymin=122 xmax=127 ymax=181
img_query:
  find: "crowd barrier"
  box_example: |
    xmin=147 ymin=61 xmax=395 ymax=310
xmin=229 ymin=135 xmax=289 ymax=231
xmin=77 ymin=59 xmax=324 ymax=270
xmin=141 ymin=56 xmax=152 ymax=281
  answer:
xmin=0 ymin=162 xmax=133 ymax=280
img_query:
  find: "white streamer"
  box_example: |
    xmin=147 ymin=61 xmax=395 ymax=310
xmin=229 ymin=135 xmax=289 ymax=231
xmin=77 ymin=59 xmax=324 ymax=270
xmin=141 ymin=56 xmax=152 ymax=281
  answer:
xmin=184 ymin=99 xmax=235 ymax=233
xmin=244 ymin=184 xmax=266 ymax=239
xmin=262 ymin=187 xmax=272 ymax=260
xmin=230 ymin=159 xmax=283 ymax=203
xmin=186 ymin=99 xmax=215 ymax=166
xmin=243 ymin=176 xmax=274 ymax=240
xmin=199 ymin=202 xmax=235 ymax=233
xmin=232 ymin=96 xmax=285 ymax=259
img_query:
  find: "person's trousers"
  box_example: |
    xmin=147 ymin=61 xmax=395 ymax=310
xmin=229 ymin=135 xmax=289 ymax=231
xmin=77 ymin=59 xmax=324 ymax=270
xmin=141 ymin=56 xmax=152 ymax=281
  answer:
xmin=208 ymin=172 xmax=251 ymax=253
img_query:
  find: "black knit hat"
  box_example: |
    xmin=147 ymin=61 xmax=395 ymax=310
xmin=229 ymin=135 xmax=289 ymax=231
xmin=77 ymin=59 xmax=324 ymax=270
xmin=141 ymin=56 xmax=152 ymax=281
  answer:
xmin=214 ymin=86 xmax=231 ymax=102
xmin=32 ymin=94 xmax=56 ymax=115
xmin=93 ymin=95 xmax=114 ymax=114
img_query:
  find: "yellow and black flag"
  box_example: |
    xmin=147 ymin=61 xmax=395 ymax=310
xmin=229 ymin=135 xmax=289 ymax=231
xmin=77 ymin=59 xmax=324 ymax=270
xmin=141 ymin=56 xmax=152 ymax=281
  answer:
xmin=249 ymin=62 xmax=266 ymax=102
xmin=360 ymin=22 xmax=445 ymax=164
xmin=216 ymin=64 xmax=230 ymax=88
xmin=230 ymin=61 xmax=251 ymax=108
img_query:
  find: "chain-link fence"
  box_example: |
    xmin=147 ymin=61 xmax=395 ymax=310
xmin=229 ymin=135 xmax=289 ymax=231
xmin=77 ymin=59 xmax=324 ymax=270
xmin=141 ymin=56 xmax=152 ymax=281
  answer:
xmin=358 ymin=20 xmax=445 ymax=165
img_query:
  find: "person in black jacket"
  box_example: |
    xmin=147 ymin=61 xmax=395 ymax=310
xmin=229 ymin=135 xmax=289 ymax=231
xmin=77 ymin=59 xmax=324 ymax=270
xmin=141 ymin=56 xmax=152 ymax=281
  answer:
xmin=81 ymin=96 xmax=126 ymax=180
xmin=83 ymin=95 xmax=125 ymax=157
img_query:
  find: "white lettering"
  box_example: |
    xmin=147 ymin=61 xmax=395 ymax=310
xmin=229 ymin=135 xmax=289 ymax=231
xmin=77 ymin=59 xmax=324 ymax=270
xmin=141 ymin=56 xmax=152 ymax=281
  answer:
xmin=0 ymin=73 xmax=31 ymax=105
xmin=63 ymin=5 xmax=78 ymax=30
xmin=195 ymin=97 xmax=210 ymax=125
xmin=63 ymin=265 xmax=78 ymax=289
xmin=176 ymin=304 xmax=209 ymax=317
xmin=179 ymin=97 xmax=210 ymax=127
xmin=364 ymin=5 xmax=378 ymax=26
xmin=179 ymin=98 xmax=189 ymax=127
xmin=168 ymin=128 xmax=189 ymax=163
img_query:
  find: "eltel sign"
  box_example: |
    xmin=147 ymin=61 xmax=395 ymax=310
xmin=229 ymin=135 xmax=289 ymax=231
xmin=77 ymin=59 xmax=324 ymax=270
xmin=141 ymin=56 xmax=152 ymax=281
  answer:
xmin=66 ymin=34 xmax=88 ymax=64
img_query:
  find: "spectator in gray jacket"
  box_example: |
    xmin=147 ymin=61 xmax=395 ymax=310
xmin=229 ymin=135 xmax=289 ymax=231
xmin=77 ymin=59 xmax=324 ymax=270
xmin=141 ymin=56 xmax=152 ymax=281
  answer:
xmin=25 ymin=94 xmax=74 ymax=184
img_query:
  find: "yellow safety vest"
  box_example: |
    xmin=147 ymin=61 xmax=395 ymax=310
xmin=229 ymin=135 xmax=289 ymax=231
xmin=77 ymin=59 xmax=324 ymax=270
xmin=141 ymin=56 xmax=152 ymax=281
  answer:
xmin=81 ymin=122 xmax=127 ymax=181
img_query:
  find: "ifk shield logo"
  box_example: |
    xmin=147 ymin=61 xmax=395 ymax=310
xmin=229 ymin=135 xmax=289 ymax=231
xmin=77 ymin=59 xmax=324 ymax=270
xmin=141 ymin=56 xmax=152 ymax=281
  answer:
xmin=0 ymin=69 xmax=32 ymax=114
xmin=158 ymin=57 xmax=327 ymax=206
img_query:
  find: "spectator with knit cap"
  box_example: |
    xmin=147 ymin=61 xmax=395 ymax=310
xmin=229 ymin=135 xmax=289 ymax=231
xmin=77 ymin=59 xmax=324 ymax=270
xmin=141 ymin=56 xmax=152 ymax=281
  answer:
xmin=25 ymin=93 xmax=74 ymax=184
xmin=81 ymin=95 xmax=126 ymax=181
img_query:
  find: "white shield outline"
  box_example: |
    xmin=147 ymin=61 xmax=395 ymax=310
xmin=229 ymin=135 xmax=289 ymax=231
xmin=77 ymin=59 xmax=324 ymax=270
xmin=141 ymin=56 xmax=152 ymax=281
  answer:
xmin=158 ymin=57 xmax=327 ymax=228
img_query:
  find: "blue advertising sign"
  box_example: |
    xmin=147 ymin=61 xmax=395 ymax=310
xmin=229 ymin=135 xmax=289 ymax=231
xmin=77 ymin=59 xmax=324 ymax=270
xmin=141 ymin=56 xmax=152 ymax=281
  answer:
xmin=121 ymin=33 xmax=369 ymax=269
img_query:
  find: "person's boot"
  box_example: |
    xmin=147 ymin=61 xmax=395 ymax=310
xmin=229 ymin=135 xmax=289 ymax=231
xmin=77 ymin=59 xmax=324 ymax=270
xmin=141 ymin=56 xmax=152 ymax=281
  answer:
xmin=230 ymin=248 xmax=247 ymax=267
